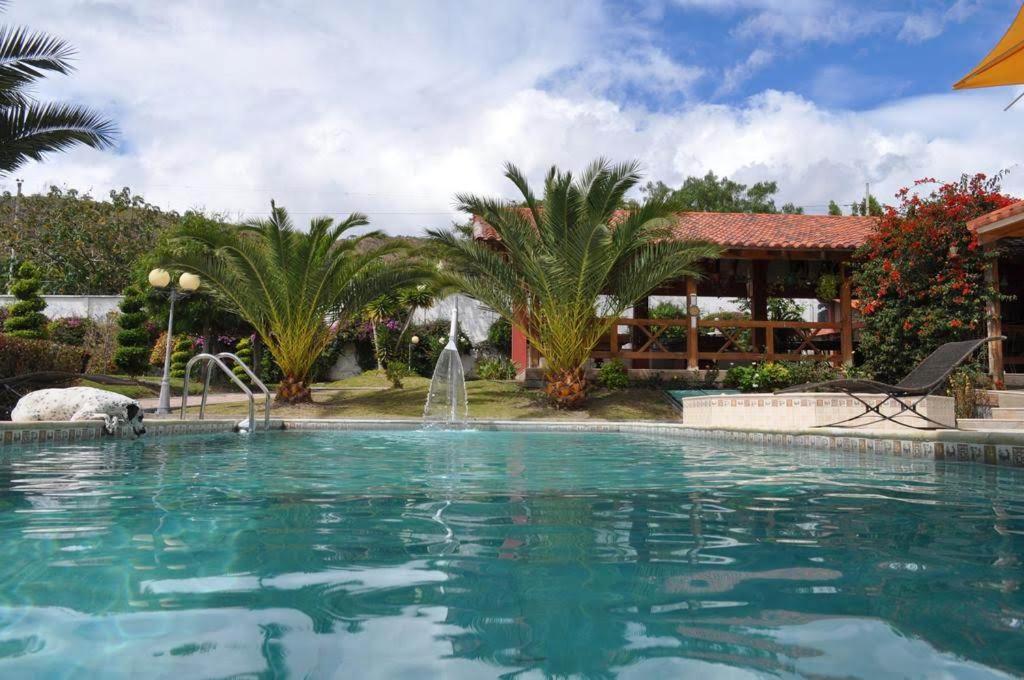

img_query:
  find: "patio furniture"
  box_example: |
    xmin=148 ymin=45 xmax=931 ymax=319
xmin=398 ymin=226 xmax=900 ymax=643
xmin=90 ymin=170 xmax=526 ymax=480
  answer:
xmin=775 ymin=336 xmax=1004 ymax=430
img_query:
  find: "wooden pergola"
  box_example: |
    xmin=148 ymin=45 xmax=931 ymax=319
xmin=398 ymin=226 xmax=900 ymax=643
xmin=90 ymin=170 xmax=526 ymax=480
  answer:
xmin=475 ymin=212 xmax=879 ymax=377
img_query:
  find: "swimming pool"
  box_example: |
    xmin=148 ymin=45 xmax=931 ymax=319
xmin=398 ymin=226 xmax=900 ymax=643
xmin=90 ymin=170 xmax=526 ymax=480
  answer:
xmin=0 ymin=429 xmax=1021 ymax=678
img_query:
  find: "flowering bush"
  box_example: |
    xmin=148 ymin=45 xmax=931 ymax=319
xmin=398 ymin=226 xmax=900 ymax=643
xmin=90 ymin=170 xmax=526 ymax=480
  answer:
xmin=47 ymin=316 xmax=94 ymax=347
xmin=854 ymin=174 xmax=1014 ymax=383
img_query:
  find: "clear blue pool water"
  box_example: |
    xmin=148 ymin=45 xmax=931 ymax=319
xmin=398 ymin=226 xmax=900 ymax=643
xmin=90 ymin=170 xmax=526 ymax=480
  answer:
xmin=0 ymin=430 xmax=1022 ymax=678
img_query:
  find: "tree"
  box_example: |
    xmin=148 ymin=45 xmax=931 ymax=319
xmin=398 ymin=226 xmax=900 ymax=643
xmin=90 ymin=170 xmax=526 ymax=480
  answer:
xmin=827 ymin=200 xmax=843 ymax=216
xmin=0 ymin=4 xmax=116 ymax=173
xmin=0 ymin=187 xmax=176 ymax=293
xmin=160 ymin=202 xmax=427 ymax=403
xmin=4 ymin=260 xmax=46 ymax=339
xmin=851 ymin=194 xmax=883 ymax=216
xmin=430 ymin=159 xmax=720 ymax=408
xmin=113 ymin=285 xmax=150 ymax=376
xmin=640 ymin=171 xmax=783 ymax=213
xmin=855 ymin=174 xmax=1014 ymax=382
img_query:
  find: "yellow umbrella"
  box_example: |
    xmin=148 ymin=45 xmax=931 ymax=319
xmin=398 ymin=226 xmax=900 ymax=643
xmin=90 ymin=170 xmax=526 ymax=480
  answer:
xmin=955 ymin=4 xmax=1024 ymax=99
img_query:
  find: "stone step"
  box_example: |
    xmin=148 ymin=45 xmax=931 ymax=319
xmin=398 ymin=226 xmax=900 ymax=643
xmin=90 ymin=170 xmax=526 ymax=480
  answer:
xmin=982 ymin=390 xmax=1024 ymax=408
xmin=992 ymin=408 xmax=1024 ymax=420
xmin=958 ymin=418 xmax=1024 ymax=431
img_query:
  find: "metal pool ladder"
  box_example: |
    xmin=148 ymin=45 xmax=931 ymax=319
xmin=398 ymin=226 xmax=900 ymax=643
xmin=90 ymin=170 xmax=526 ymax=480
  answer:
xmin=181 ymin=352 xmax=272 ymax=431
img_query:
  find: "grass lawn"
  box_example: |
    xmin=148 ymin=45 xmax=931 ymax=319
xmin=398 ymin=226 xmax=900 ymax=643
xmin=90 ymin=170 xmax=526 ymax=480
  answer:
xmin=81 ymin=375 xmax=209 ymax=400
xmin=196 ymin=372 xmax=678 ymax=421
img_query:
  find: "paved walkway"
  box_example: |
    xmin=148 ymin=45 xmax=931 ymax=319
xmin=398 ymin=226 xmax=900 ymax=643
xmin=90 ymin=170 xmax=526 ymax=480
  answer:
xmin=138 ymin=392 xmax=250 ymax=410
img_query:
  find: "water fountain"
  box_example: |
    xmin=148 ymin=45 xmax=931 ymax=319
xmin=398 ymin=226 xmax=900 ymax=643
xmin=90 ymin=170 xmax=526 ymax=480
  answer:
xmin=423 ymin=307 xmax=468 ymax=428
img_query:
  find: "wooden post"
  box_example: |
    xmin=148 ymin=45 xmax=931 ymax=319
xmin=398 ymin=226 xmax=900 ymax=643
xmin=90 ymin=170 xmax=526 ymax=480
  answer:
xmin=750 ymin=260 xmax=768 ymax=355
xmin=840 ymin=262 xmax=854 ymax=367
xmin=686 ymin=276 xmax=699 ymax=370
xmin=985 ymin=250 xmax=1005 ymax=386
xmin=632 ymin=296 xmax=650 ymax=369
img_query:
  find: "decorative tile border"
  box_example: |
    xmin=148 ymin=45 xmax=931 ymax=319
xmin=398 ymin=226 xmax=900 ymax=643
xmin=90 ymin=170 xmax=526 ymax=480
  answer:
xmin=5 ymin=415 xmax=1024 ymax=470
xmin=0 ymin=419 xmax=241 ymax=447
xmin=281 ymin=419 xmax=1024 ymax=469
xmin=677 ymin=392 xmax=955 ymax=431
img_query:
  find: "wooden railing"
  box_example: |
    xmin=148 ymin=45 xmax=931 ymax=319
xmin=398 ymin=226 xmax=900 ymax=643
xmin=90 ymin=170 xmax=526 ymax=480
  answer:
xmin=592 ymin=317 xmax=858 ymax=369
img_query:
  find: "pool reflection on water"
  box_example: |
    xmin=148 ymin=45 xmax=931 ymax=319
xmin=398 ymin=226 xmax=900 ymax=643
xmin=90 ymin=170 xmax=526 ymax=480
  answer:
xmin=0 ymin=430 xmax=1020 ymax=678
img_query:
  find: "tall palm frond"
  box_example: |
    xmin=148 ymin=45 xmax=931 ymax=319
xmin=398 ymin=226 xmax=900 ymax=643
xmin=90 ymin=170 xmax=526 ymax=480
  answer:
xmin=160 ymin=206 xmax=429 ymax=402
xmin=0 ymin=5 xmax=116 ymax=173
xmin=429 ymin=158 xmax=721 ymax=407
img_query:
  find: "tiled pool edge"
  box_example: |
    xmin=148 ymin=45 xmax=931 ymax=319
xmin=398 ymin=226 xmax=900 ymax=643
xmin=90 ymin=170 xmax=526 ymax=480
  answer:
xmin=284 ymin=419 xmax=1024 ymax=467
xmin=3 ymin=417 xmax=1024 ymax=468
xmin=0 ymin=419 xmax=240 ymax=445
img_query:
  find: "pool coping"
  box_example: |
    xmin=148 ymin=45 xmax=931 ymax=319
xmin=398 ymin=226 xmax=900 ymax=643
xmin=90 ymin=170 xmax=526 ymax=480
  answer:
xmin=3 ymin=417 xmax=1024 ymax=467
xmin=280 ymin=419 xmax=1024 ymax=467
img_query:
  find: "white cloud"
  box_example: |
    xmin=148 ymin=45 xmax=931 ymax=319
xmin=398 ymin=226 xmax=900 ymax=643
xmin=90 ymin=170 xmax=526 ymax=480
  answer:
xmin=714 ymin=48 xmax=774 ymax=97
xmin=899 ymin=0 xmax=982 ymax=43
xmin=5 ymin=1 xmax=1024 ymax=235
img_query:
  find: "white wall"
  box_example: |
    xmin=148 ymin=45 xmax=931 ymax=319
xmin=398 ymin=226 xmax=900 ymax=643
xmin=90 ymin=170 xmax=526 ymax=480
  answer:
xmin=413 ymin=294 xmax=497 ymax=344
xmin=0 ymin=294 xmax=122 ymax=319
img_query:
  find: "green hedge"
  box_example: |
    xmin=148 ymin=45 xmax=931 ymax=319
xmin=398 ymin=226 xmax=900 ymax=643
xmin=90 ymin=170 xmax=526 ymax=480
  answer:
xmin=0 ymin=334 xmax=85 ymax=419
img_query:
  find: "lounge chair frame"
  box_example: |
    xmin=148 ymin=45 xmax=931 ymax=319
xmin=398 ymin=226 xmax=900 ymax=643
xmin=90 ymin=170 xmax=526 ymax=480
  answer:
xmin=775 ymin=336 xmax=1004 ymax=430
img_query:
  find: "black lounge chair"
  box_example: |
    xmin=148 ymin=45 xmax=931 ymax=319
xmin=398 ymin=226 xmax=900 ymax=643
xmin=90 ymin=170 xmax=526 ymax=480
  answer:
xmin=775 ymin=336 xmax=1004 ymax=430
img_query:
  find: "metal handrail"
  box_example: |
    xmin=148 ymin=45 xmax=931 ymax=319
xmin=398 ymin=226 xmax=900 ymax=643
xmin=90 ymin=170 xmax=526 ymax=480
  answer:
xmin=181 ymin=353 xmax=260 ymax=431
xmin=213 ymin=352 xmax=271 ymax=431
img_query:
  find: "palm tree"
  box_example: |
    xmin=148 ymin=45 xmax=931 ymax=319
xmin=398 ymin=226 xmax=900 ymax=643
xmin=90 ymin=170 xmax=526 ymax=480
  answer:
xmin=161 ymin=205 xmax=427 ymax=403
xmin=429 ymin=159 xmax=720 ymax=408
xmin=0 ymin=4 xmax=117 ymax=173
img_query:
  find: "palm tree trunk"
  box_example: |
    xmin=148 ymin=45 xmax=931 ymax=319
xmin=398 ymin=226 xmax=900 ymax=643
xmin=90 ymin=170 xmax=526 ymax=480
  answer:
xmin=544 ymin=367 xmax=588 ymax=408
xmin=371 ymin=323 xmax=382 ymax=370
xmin=275 ymin=374 xmax=312 ymax=404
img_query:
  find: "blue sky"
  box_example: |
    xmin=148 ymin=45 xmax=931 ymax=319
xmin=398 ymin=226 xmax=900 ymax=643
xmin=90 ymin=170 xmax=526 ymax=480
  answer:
xmin=7 ymin=0 xmax=1024 ymax=232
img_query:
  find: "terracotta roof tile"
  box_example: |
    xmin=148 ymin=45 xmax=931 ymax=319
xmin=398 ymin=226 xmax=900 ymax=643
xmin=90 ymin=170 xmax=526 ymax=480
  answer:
xmin=473 ymin=211 xmax=878 ymax=251
xmin=967 ymin=200 xmax=1024 ymax=230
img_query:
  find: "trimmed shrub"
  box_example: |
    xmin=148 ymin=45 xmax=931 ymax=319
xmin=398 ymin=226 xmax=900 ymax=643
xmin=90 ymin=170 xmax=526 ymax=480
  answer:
xmin=476 ymin=356 xmax=517 ymax=380
xmin=169 ymin=336 xmax=195 ymax=379
xmin=5 ymin=262 xmax=47 ymax=340
xmin=0 ymin=334 xmax=84 ymax=419
xmin=597 ymin=358 xmax=629 ymax=390
xmin=233 ymin=336 xmax=254 ymax=383
xmin=114 ymin=286 xmax=151 ymax=376
xmin=47 ymin=316 xmax=94 ymax=347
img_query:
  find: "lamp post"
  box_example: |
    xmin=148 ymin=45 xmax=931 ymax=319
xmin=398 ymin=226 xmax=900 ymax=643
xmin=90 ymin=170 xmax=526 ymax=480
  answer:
xmin=409 ymin=335 xmax=420 ymax=368
xmin=149 ymin=269 xmax=200 ymax=415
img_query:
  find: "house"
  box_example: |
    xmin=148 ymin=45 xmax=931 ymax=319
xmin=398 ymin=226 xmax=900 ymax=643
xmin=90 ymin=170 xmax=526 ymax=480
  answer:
xmin=968 ymin=201 xmax=1024 ymax=386
xmin=474 ymin=211 xmax=879 ymax=379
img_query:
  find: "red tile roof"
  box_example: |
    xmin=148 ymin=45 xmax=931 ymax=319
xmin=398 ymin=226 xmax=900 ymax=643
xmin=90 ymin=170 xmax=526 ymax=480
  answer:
xmin=967 ymin=200 xmax=1024 ymax=230
xmin=473 ymin=211 xmax=878 ymax=251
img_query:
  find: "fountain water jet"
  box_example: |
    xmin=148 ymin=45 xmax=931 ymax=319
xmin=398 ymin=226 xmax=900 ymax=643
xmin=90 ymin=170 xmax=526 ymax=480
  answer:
xmin=423 ymin=307 xmax=468 ymax=428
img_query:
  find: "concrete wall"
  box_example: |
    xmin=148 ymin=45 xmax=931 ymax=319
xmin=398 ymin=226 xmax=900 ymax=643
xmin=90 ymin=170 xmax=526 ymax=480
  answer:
xmin=413 ymin=294 xmax=498 ymax=344
xmin=0 ymin=294 xmax=122 ymax=319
